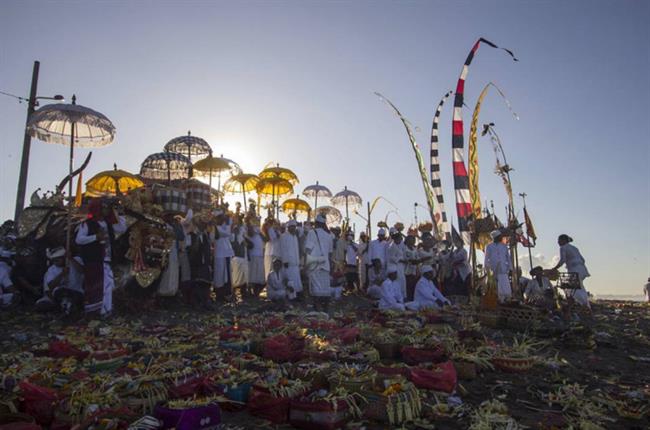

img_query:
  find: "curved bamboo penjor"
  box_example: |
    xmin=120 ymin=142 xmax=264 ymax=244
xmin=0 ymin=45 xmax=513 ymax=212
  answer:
xmin=450 ymin=38 xmax=517 ymax=245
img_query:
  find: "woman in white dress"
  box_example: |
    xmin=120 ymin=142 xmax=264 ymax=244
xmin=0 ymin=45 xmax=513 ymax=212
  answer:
xmin=552 ymin=234 xmax=590 ymax=307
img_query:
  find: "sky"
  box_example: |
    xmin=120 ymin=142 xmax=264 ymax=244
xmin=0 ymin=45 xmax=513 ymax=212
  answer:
xmin=1 ymin=0 xmax=648 ymax=296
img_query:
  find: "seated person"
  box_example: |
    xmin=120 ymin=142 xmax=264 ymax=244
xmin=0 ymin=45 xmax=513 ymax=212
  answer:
xmin=37 ymin=247 xmax=84 ymax=313
xmin=267 ymin=258 xmax=293 ymax=305
xmin=0 ymin=248 xmax=16 ymax=306
xmin=406 ymin=265 xmax=450 ymax=311
xmin=378 ymin=265 xmax=405 ymax=311
xmin=366 ymin=258 xmax=385 ymax=301
xmin=523 ymin=266 xmax=553 ymax=305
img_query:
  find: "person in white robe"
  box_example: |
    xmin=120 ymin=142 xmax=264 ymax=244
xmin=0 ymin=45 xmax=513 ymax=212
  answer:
xmin=366 ymin=259 xmax=385 ymax=300
xmin=0 ymin=248 xmax=16 ymax=306
xmin=213 ymin=211 xmax=234 ymax=299
xmin=378 ymin=265 xmax=405 ymax=311
xmin=304 ymin=214 xmax=333 ymax=309
xmin=280 ymin=220 xmax=302 ymax=299
xmin=267 ymin=258 xmax=291 ymax=303
xmin=263 ymin=220 xmax=281 ymax=278
xmin=644 ymin=278 xmax=650 ymax=303
xmin=406 ymin=265 xmax=450 ymax=310
xmin=368 ymin=229 xmax=389 ymax=270
xmin=344 ymin=231 xmax=359 ymax=291
xmin=522 ymin=266 xmax=550 ymax=299
xmin=551 ymin=234 xmax=590 ymax=308
xmin=404 ymin=235 xmax=419 ymax=301
xmin=158 ymin=221 xmax=180 ymax=297
xmin=484 ymin=230 xmax=512 ymax=303
xmin=245 ymin=224 xmax=266 ymax=296
xmin=357 ymin=232 xmax=370 ymax=290
xmin=230 ymin=222 xmax=249 ymax=293
xmin=386 ymin=228 xmax=406 ymax=298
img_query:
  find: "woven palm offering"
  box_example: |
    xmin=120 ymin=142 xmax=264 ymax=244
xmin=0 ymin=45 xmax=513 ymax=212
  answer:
xmin=492 ymin=336 xmax=544 ymax=373
xmin=361 ymin=380 xmax=421 ymax=425
xmin=327 ymin=364 xmax=376 ymax=393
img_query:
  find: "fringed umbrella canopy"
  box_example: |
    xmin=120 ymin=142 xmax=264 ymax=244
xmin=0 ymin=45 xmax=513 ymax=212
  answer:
xmin=223 ymin=173 xmax=260 ymax=194
xmin=313 ymin=205 xmax=342 ymax=225
xmin=259 ymin=163 xmax=299 ymax=185
xmin=140 ymin=152 xmax=192 ymax=182
xmin=163 ymin=131 xmax=212 ymax=158
xmin=256 ymin=177 xmax=294 ymax=197
xmin=281 ymin=196 xmax=312 ymax=214
xmin=331 ymin=186 xmax=363 ymax=208
xmin=27 ymin=100 xmax=116 ymax=148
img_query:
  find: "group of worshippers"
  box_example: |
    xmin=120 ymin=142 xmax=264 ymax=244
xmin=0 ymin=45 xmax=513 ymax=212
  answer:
xmin=0 ymin=193 xmax=595 ymax=317
xmin=155 ymin=205 xmax=464 ymax=313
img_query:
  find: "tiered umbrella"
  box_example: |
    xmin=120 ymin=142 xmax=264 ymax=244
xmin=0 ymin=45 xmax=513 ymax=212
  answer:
xmin=26 ymin=94 xmax=116 ymax=264
xmin=331 ymin=186 xmax=363 ymax=220
xmin=256 ymin=177 xmax=293 ymax=218
xmin=259 ymin=163 xmax=299 ymax=185
xmin=223 ymin=173 xmax=260 ymax=208
xmin=302 ymin=181 xmax=332 ymax=211
xmin=164 ymin=131 xmax=212 ymax=177
xmin=85 ymin=164 xmax=144 ymax=196
xmin=313 ymin=205 xmax=342 ymax=226
xmin=281 ymin=195 xmax=312 ymax=220
xmin=140 ymin=152 xmax=192 ymax=184
xmin=192 ymin=154 xmax=241 ymax=192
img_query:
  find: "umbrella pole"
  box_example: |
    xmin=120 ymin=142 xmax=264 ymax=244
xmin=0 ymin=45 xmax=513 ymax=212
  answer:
xmin=209 ymin=167 xmax=212 ymax=188
xmin=243 ymin=188 xmax=247 ymax=212
xmin=217 ymin=172 xmax=222 ymax=205
xmin=314 ymin=192 xmax=318 ymax=216
xmin=66 ymin=122 xmax=75 ymax=269
xmin=345 ymin=197 xmax=349 ymax=222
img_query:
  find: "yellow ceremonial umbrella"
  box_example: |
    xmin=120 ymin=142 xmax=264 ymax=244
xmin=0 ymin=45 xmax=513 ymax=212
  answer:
xmin=223 ymin=173 xmax=260 ymax=208
xmin=256 ymin=177 xmax=293 ymax=218
xmin=259 ymin=163 xmax=299 ymax=185
xmin=281 ymin=195 xmax=312 ymax=219
xmin=192 ymin=154 xmax=241 ymax=192
xmin=85 ymin=164 xmax=144 ymax=196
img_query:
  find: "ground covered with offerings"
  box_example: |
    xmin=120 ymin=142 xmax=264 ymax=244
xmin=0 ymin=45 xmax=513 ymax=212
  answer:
xmin=1 ymin=298 xmax=649 ymax=430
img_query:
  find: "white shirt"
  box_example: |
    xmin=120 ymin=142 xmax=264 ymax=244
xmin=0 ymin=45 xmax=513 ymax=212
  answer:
xmin=246 ymin=231 xmax=264 ymax=258
xmin=0 ymin=261 xmax=14 ymax=290
xmin=280 ymin=231 xmax=300 ymax=266
xmin=345 ymin=242 xmax=358 ymax=266
xmin=525 ymin=277 xmax=552 ymax=300
xmin=267 ymin=270 xmax=288 ymax=300
xmin=387 ymin=241 xmax=405 ymax=269
xmin=378 ymin=278 xmax=404 ymax=310
xmin=404 ymin=246 xmax=419 ymax=276
xmin=265 ymin=227 xmax=281 ymax=258
xmin=215 ymin=221 xmax=234 ymax=258
xmin=413 ymin=276 xmax=450 ymax=308
xmin=484 ymin=242 xmax=511 ymax=275
xmin=357 ymin=241 xmax=370 ymax=265
xmin=452 ymin=248 xmax=471 ymax=281
xmin=558 ymin=244 xmax=590 ymax=280
xmin=305 ymin=228 xmax=333 ymax=272
xmin=75 ymin=217 xmax=127 ymax=262
xmin=369 ymin=239 xmax=388 ymax=266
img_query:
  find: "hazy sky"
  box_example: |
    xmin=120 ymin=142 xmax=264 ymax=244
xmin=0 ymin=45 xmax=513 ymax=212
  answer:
xmin=1 ymin=0 xmax=648 ymax=296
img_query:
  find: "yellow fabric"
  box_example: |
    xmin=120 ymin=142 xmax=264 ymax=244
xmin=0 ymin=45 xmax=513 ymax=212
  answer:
xmin=259 ymin=165 xmax=299 ymax=185
xmin=281 ymin=197 xmax=311 ymax=213
xmin=74 ymin=171 xmax=83 ymax=207
xmin=222 ymin=173 xmax=260 ymax=193
xmin=255 ymin=177 xmax=293 ymax=196
xmin=469 ymin=84 xmax=491 ymax=222
xmin=85 ymin=169 xmax=144 ymax=195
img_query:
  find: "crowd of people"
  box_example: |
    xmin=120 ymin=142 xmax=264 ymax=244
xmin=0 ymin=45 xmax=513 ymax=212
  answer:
xmin=0 ymin=196 xmax=605 ymax=320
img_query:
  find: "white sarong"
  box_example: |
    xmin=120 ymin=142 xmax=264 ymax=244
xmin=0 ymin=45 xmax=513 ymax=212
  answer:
xmin=231 ymin=256 xmax=248 ymax=287
xmin=309 ymin=269 xmax=331 ymax=297
xmin=283 ymin=265 xmax=303 ymax=293
xmin=248 ymin=256 xmax=265 ymax=285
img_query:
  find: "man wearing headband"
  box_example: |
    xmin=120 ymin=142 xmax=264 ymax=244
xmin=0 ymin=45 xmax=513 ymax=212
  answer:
xmin=484 ymin=229 xmax=512 ymax=303
xmin=378 ymin=264 xmax=405 ymax=311
xmin=406 ymin=265 xmax=450 ymax=310
xmin=369 ymin=228 xmax=388 ymax=272
xmin=280 ymin=220 xmax=302 ymax=300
